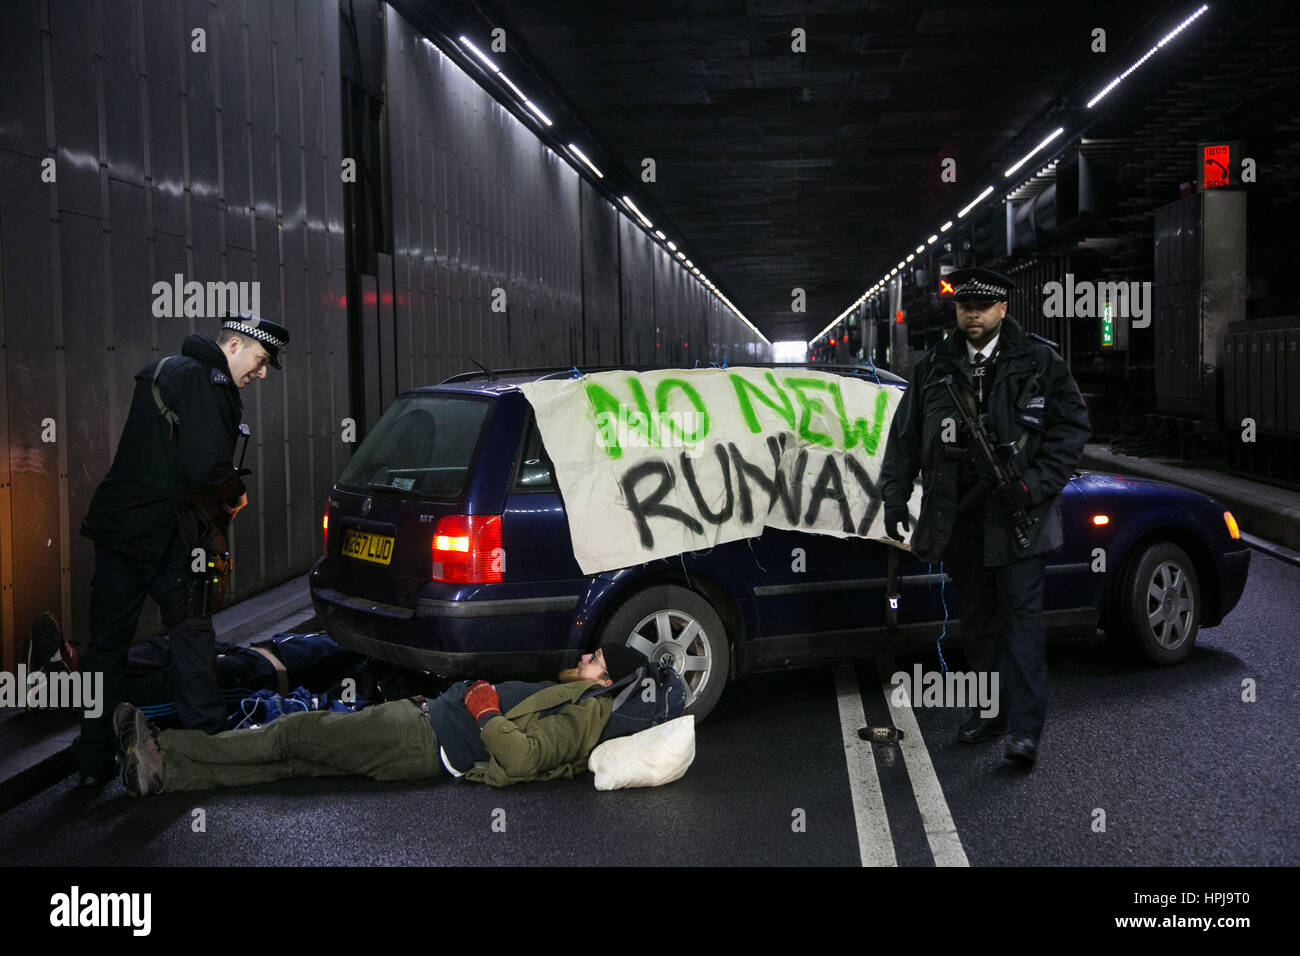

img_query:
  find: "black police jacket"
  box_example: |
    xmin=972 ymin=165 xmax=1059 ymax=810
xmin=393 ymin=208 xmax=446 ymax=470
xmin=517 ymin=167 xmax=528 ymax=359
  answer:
xmin=879 ymin=317 xmax=1092 ymax=566
xmin=81 ymin=334 xmax=245 ymax=564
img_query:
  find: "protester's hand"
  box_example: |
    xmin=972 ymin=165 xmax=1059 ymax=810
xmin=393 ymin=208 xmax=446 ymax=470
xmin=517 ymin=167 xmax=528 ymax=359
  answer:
xmin=464 ymin=680 xmax=501 ymax=722
xmin=884 ymin=502 xmax=911 ymax=542
xmin=995 ymin=479 xmax=1031 ymax=513
xmin=223 ymin=493 xmax=248 ymax=519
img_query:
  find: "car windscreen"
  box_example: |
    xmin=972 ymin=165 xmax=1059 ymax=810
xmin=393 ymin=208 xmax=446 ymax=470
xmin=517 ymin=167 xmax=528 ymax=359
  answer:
xmin=336 ymin=394 xmax=492 ymax=499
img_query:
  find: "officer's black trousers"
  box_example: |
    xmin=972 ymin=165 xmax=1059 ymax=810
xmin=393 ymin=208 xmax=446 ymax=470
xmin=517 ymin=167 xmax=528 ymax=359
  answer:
xmin=73 ymin=538 xmax=225 ymax=776
xmin=945 ymin=512 xmax=1049 ymax=741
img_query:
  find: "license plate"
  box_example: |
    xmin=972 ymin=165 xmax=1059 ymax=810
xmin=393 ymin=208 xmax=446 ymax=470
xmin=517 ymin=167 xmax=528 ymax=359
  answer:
xmin=342 ymin=529 xmax=395 ymax=566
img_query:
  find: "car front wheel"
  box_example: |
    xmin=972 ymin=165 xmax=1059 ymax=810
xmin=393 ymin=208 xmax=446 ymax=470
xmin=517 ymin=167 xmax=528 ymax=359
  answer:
xmin=1111 ymin=542 xmax=1201 ymax=665
xmin=597 ymin=584 xmax=729 ymax=721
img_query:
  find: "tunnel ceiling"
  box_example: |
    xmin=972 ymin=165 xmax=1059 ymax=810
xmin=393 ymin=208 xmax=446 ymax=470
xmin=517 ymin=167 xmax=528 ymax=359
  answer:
xmin=392 ymin=0 xmax=1285 ymax=342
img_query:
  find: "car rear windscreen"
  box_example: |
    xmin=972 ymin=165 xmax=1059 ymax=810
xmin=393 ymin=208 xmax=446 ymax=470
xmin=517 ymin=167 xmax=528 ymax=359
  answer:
xmin=336 ymin=394 xmax=492 ymax=499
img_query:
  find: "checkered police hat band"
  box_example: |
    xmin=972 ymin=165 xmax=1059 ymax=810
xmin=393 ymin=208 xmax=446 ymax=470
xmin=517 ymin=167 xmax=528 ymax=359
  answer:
xmin=956 ymin=279 xmax=1007 ymax=298
xmin=222 ymin=320 xmax=286 ymax=351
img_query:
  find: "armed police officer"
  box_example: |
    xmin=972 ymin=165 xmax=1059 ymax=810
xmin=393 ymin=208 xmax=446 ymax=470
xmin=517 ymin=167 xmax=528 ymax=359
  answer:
xmin=73 ymin=314 xmax=289 ymax=787
xmin=879 ymin=269 xmax=1090 ymax=766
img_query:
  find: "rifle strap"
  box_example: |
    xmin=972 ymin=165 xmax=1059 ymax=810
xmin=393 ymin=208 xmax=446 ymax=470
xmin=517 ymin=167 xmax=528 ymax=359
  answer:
xmin=884 ymin=546 xmax=901 ymax=633
xmin=957 ymin=479 xmax=990 ymax=513
xmin=152 ymin=357 xmax=180 ymax=439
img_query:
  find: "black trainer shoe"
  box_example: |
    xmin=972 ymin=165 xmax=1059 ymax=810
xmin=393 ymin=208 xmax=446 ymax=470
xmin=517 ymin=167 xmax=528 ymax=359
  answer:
xmin=956 ymin=712 xmax=1008 ymax=744
xmin=25 ymin=612 xmax=63 ymax=673
xmin=1004 ymin=734 xmax=1039 ymax=767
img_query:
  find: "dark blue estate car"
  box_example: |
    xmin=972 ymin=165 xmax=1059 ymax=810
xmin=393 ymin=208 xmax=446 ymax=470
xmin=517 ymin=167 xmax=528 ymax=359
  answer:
xmin=310 ymin=366 xmax=1252 ymax=720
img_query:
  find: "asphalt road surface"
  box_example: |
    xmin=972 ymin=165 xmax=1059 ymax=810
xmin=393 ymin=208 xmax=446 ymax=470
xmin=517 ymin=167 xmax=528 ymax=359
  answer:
xmin=1 ymin=553 xmax=1295 ymax=868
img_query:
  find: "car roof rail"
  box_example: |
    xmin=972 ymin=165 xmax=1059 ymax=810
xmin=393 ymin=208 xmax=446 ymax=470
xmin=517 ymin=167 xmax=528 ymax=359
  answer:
xmin=439 ymin=365 xmax=664 ymax=384
xmin=440 ymin=362 xmax=905 ymax=385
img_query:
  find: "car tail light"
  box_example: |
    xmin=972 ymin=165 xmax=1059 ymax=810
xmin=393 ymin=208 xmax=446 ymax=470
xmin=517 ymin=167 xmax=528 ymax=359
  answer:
xmin=1224 ymin=511 xmax=1240 ymax=539
xmin=1092 ymin=514 xmax=1109 ymax=526
xmin=322 ymin=511 xmax=329 ymax=556
xmin=431 ymin=515 xmax=504 ymax=583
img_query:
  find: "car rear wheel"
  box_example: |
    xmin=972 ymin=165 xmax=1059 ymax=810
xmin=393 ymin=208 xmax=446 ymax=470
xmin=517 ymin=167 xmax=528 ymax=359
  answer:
xmin=1110 ymin=542 xmax=1201 ymax=665
xmin=597 ymin=584 xmax=729 ymax=721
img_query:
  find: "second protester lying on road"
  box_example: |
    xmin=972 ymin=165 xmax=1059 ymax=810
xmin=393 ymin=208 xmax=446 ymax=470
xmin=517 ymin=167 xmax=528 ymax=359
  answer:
xmin=114 ymin=644 xmax=682 ymax=794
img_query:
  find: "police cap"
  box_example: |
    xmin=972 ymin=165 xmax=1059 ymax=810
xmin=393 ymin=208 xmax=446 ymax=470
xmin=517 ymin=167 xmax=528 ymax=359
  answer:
xmin=947 ymin=267 xmax=1014 ymax=303
xmin=221 ymin=313 xmax=289 ymax=369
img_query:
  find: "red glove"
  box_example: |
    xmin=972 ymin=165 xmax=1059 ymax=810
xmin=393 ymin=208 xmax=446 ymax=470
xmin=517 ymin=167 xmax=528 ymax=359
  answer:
xmin=464 ymin=680 xmax=501 ymax=722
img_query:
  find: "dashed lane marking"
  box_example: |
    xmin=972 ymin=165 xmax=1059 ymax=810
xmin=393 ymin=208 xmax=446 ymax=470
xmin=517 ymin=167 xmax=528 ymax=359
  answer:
xmin=833 ymin=661 xmax=897 ymax=866
xmin=882 ymin=680 xmax=970 ymax=867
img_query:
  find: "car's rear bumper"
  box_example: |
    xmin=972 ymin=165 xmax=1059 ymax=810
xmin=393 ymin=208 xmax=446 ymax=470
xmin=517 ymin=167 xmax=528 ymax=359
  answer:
xmin=309 ymin=559 xmax=585 ymax=680
xmin=315 ymin=605 xmax=574 ymax=678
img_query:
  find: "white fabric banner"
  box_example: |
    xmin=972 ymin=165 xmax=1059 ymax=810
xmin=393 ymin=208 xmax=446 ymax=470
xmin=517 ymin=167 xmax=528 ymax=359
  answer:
xmin=519 ymin=367 xmax=920 ymax=575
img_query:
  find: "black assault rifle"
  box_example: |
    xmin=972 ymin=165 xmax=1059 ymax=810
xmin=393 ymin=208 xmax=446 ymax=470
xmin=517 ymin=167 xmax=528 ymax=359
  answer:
xmin=940 ymin=375 xmax=1031 ymax=551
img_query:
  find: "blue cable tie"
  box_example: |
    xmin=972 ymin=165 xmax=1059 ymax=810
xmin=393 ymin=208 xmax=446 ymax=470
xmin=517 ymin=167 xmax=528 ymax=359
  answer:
xmin=935 ymin=561 xmax=950 ymax=673
xmin=865 ymin=354 xmax=882 ymax=386
xmin=570 ymin=366 xmax=583 ymax=379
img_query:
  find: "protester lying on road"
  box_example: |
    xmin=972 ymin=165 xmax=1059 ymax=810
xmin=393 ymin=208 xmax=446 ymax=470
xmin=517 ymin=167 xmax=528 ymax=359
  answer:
xmin=114 ymin=644 xmax=674 ymax=794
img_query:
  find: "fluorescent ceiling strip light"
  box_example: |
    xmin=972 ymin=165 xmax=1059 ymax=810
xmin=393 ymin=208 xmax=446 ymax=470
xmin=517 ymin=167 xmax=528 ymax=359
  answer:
xmin=458 ymin=36 xmax=499 ymax=73
xmin=653 ymin=229 xmax=666 ymax=239
xmin=566 ymin=144 xmax=604 ymax=179
xmin=940 ymin=220 xmax=953 ymax=232
xmin=915 ymin=245 xmax=925 ymax=254
xmin=927 ymin=235 xmax=939 ymax=244
xmin=497 ymin=72 xmax=527 ymax=100
xmin=621 ymin=195 xmax=653 ymax=229
xmin=1087 ymin=4 xmax=1209 ymax=109
xmin=1003 ymin=127 xmax=1065 ymax=177
xmin=523 ymin=100 xmax=553 ymax=127
xmin=957 ymin=186 xmax=994 ymax=218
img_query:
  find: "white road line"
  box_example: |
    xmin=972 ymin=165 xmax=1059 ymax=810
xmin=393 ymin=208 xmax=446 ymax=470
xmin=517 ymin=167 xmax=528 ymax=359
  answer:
xmin=882 ymin=681 xmax=970 ymax=867
xmin=833 ymin=661 xmax=897 ymax=867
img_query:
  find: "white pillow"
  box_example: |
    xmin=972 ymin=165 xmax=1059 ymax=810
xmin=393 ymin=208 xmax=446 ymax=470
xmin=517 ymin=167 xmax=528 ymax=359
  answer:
xmin=588 ymin=715 xmax=696 ymax=790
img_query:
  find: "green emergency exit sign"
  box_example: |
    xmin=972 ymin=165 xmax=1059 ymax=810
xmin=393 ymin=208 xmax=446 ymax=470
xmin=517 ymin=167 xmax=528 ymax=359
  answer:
xmin=1101 ymin=302 xmax=1114 ymax=348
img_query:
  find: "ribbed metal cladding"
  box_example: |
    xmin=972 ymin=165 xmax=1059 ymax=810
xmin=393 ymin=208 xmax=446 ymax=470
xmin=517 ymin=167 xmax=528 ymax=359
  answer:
xmin=385 ymin=5 xmax=767 ymax=377
xmin=387 ymin=13 xmax=586 ymax=378
xmin=0 ymin=0 xmax=347 ymax=663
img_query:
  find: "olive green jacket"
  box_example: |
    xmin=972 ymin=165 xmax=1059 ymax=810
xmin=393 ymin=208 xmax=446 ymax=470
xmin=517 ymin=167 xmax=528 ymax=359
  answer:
xmin=464 ymin=680 xmax=614 ymax=787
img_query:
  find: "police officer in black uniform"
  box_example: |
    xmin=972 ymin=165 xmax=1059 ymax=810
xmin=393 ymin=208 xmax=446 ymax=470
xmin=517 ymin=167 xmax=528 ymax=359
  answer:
xmin=73 ymin=314 xmax=289 ymax=786
xmin=879 ymin=269 xmax=1090 ymax=766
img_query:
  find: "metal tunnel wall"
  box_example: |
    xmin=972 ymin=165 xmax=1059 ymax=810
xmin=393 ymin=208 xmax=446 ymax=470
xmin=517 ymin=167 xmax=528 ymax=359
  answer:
xmin=0 ymin=0 xmax=769 ymax=668
xmin=383 ymin=6 xmax=768 ymax=378
xmin=0 ymin=0 xmax=350 ymax=668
